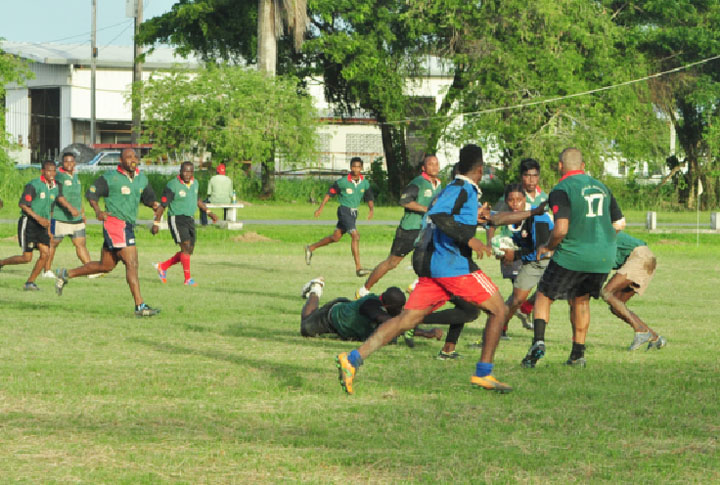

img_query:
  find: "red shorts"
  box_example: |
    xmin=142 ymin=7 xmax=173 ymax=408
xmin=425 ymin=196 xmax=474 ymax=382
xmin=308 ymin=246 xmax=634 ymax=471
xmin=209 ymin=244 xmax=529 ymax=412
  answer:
xmin=405 ymin=271 xmax=498 ymax=312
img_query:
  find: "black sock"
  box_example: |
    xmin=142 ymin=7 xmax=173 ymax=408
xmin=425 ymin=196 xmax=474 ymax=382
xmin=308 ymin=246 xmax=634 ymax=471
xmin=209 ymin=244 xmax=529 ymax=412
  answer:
xmin=570 ymin=342 xmax=586 ymax=360
xmin=533 ymin=319 xmax=547 ymax=343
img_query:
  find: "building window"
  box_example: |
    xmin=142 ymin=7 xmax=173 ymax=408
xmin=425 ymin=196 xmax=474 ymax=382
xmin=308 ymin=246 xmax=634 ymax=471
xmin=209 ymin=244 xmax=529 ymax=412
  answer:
xmin=345 ymin=133 xmax=383 ymax=164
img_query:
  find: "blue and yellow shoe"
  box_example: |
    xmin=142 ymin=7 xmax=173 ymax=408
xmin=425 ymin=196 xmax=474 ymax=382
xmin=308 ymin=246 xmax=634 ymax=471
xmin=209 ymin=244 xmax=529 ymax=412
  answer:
xmin=470 ymin=374 xmax=513 ymax=393
xmin=335 ymin=352 xmax=356 ymax=395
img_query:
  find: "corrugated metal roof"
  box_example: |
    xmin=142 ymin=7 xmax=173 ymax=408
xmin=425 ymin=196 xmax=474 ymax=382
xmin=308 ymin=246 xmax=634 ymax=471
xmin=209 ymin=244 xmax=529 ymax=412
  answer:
xmin=0 ymin=41 xmax=202 ymax=69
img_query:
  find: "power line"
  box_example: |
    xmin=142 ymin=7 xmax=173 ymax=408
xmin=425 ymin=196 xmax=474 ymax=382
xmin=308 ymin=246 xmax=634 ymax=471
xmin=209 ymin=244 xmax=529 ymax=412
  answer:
xmin=20 ymin=20 xmax=133 ymax=46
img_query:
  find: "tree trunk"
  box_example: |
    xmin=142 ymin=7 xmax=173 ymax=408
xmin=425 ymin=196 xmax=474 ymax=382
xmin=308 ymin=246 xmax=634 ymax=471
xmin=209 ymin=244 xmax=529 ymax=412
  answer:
xmin=379 ymin=120 xmax=410 ymax=200
xmin=257 ymin=0 xmax=277 ymax=195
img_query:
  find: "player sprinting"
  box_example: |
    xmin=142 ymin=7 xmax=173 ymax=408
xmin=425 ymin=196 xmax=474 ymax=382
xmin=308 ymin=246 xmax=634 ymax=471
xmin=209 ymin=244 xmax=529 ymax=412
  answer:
xmin=305 ymin=157 xmax=374 ymax=277
xmin=334 ymin=144 xmax=513 ymax=395
xmin=356 ymin=155 xmax=442 ymax=298
xmin=522 ymin=148 xmax=625 ymax=368
xmin=55 ymin=148 xmax=161 ymax=317
xmin=601 ymin=232 xmax=666 ymax=351
xmin=153 ymin=162 xmax=218 ymax=286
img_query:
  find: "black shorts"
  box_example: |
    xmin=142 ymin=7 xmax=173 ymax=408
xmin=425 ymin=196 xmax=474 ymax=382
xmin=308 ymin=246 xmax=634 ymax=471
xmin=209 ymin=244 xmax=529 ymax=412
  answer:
xmin=336 ymin=206 xmax=358 ymax=234
xmin=18 ymin=215 xmax=50 ymax=252
xmin=390 ymin=227 xmax=420 ymax=257
xmin=300 ymin=297 xmax=350 ymax=337
xmin=537 ymin=260 xmax=608 ymax=300
xmin=168 ymin=215 xmax=196 ymax=245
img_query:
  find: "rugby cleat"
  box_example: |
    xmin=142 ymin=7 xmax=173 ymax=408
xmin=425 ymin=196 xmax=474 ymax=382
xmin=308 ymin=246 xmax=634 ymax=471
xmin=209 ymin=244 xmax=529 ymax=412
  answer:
xmin=647 ymin=335 xmax=667 ymax=350
xmin=355 ymin=286 xmax=370 ymax=299
xmin=135 ymin=303 xmax=160 ymax=317
xmin=629 ymin=331 xmax=652 ymax=351
xmin=436 ymin=350 xmax=462 ymax=360
xmin=23 ymin=282 xmax=40 ymax=291
xmin=55 ymin=268 xmax=68 ymax=296
xmin=403 ymin=328 xmax=415 ymax=348
xmin=516 ymin=309 xmax=533 ymax=330
xmin=301 ymin=277 xmax=325 ymax=299
xmin=153 ymin=263 xmax=167 ymax=284
xmin=335 ymin=352 xmax=356 ymax=395
xmin=184 ymin=278 xmax=198 ymax=286
xmin=355 ymin=268 xmax=371 ymax=277
xmin=565 ymin=357 xmax=587 ymax=368
xmin=41 ymin=270 xmax=56 ymax=279
xmin=304 ymin=245 xmax=312 ymax=265
xmin=521 ymin=340 xmax=545 ymax=368
xmin=471 ymin=374 xmax=513 ymax=393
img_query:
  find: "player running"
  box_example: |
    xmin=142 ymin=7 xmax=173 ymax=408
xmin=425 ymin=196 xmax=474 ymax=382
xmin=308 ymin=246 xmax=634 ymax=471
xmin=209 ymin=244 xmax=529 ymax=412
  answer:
xmin=153 ymin=162 xmax=218 ymax=286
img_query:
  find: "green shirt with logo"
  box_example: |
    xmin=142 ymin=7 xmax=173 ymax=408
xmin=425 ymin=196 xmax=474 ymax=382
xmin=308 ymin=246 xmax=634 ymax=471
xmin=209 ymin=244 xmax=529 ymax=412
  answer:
xmin=20 ymin=177 xmax=58 ymax=219
xmin=399 ymin=175 xmax=442 ymax=230
xmin=551 ymin=173 xmax=618 ymax=273
xmin=162 ymin=177 xmax=199 ymax=217
xmin=330 ymin=294 xmax=381 ymax=341
xmin=54 ymin=169 xmax=83 ymax=223
xmin=330 ymin=175 xmax=373 ymax=209
xmin=87 ymin=168 xmax=156 ymax=224
xmin=614 ymin=231 xmax=646 ymax=270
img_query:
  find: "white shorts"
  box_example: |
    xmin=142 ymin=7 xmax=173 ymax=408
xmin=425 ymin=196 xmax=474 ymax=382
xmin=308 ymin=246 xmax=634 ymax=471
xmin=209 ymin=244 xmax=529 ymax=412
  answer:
xmin=51 ymin=220 xmax=86 ymax=239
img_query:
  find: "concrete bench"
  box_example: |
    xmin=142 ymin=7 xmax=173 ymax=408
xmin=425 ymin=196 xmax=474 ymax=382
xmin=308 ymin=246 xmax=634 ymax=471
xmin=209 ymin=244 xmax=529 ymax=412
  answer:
xmin=205 ymin=202 xmax=245 ymax=230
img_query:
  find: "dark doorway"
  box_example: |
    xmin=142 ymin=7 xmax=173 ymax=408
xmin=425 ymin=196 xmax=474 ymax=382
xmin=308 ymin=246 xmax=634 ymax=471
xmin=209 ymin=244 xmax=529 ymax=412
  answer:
xmin=30 ymin=88 xmax=60 ymax=163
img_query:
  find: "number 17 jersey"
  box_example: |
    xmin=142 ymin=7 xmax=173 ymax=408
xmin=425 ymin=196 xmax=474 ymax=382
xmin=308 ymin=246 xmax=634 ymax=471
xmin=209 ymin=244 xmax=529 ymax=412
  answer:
xmin=548 ymin=171 xmax=623 ymax=274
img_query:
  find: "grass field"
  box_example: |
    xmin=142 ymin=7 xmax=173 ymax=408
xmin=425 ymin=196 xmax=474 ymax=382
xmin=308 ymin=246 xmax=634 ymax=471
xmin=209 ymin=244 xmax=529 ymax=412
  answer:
xmin=0 ymin=207 xmax=719 ymax=483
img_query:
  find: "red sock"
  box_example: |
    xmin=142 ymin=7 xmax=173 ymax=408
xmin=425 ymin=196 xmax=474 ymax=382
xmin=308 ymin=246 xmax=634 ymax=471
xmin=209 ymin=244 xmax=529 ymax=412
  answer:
xmin=520 ymin=300 xmax=534 ymax=315
xmin=180 ymin=253 xmax=191 ymax=281
xmin=160 ymin=251 xmax=181 ymax=271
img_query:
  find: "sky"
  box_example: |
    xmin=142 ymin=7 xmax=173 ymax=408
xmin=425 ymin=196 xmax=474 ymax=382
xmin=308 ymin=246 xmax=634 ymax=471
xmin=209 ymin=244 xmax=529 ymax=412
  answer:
xmin=0 ymin=0 xmax=178 ymax=47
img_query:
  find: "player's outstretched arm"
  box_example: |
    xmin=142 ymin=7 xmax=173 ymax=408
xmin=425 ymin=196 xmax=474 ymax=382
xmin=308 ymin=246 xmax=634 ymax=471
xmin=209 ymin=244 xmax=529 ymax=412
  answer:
xmin=314 ymin=194 xmax=331 ymax=218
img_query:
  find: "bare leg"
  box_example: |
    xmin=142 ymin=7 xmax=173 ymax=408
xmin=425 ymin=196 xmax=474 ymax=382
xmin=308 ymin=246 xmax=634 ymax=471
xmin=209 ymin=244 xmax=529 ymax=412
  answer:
xmin=0 ymin=251 xmax=33 ymax=266
xmin=533 ymin=291 xmax=552 ymax=323
xmin=67 ymin=246 xmax=117 ymax=278
xmin=363 ymin=254 xmax=404 ymax=291
xmin=502 ymin=287 xmax=531 ymax=330
xmin=569 ymin=294 xmax=591 ymax=344
xmin=27 ymin=244 xmax=49 ymax=283
xmin=309 ymin=229 xmax=343 ymax=252
xmin=601 ymin=273 xmax=656 ymax=337
xmin=45 ymin=237 xmax=62 ymax=271
xmin=301 ymin=293 xmax=320 ymax=320
xmin=118 ymin=246 xmax=143 ymax=306
xmin=478 ymin=291 xmax=508 ymax=363
xmin=71 ymin=237 xmax=91 ymax=264
xmin=357 ymin=309 xmax=431 ymax=359
xmin=349 ymin=230 xmax=362 ymax=271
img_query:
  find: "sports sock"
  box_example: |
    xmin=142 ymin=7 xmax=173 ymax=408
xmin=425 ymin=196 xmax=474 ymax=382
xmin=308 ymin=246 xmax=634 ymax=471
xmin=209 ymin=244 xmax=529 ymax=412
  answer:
xmin=533 ymin=319 xmax=547 ymax=343
xmin=570 ymin=342 xmax=585 ymax=360
xmin=347 ymin=349 xmax=363 ymax=368
xmin=159 ymin=252 xmax=181 ymax=271
xmin=475 ymin=362 xmax=493 ymax=377
xmin=180 ymin=253 xmax=191 ymax=281
xmin=520 ymin=300 xmax=534 ymax=315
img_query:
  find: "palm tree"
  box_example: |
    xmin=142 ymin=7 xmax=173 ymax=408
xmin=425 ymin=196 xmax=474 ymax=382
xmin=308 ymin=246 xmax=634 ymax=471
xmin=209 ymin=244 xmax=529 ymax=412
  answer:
xmin=257 ymin=0 xmax=307 ymax=75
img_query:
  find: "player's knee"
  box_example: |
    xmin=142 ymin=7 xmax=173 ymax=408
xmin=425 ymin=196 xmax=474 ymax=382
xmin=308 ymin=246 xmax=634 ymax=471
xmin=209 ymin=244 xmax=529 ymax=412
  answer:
xmin=21 ymin=252 xmax=33 ymax=263
xmin=350 ymin=231 xmax=360 ymax=241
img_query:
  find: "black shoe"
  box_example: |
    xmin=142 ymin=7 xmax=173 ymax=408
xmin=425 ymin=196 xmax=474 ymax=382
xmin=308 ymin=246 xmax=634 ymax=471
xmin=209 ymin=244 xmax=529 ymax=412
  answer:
xmin=403 ymin=328 xmax=415 ymax=348
xmin=565 ymin=357 xmax=586 ymax=368
xmin=521 ymin=340 xmax=545 ymax=368
xmin=135 ymin=303 xmax=160 ymax=317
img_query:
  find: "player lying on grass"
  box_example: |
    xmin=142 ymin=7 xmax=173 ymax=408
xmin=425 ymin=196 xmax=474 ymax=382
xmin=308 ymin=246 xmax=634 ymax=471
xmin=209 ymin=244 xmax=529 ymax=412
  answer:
xmin=601 ymin=232 xmax=666 ymax=351
xmin=300 ymin=277 xmax=443 ymax=342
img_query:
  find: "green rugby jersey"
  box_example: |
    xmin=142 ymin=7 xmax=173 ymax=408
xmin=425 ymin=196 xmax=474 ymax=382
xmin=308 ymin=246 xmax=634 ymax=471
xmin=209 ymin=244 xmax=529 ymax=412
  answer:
xmin=550 ymin=171 xmax=621 ymax=273
xmin=398 ymin=173 xmax=442 ymax=230
xmin=54 ymin=168 xmax=83 ymax=223
xmin=526 ymin=189 xmax=548 ymax=209
xmin=86 ymin=167 xmax=156 ymax=224
xmin=20 ymin=176 xmax=59 ymax=219
xmin=161 ymin=176 xmax=199 ymax=217
xmin=330 ymin=294 xmax=382 ymax=341
xmin=614 ymin=231 xmax=646 ymax=270
xmin=329 ymin=174 xmax=373 ymax=208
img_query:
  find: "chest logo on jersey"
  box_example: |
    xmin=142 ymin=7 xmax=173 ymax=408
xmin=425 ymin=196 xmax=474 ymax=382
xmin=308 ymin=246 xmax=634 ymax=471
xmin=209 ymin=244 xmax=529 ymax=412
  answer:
xmin=121 ymin=186 xmax=131 ymax=195
xmin=346 ymin=188 xmax=353 ymax=194
xmin=64 ymin=180 xmax=72 ymax=186
xmin=179 ymin=190 xmax=186 ymax=197
xmin=522 ymin=230 xmax=528 ymax=238
xmin=40 ymin=192 xmax=46 ymax=199
xmin=424 ymin=189 xmax=433 ymax=197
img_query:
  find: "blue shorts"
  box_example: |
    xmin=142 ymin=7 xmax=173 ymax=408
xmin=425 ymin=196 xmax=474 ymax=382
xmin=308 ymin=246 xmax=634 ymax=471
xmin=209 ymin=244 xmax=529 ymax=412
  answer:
xmin=102 ymin=215 xmax=136 ymax=250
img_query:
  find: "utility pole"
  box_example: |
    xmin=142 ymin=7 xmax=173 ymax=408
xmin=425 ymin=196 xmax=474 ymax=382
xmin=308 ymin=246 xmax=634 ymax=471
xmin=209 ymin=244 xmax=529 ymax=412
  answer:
xmin=90 ymin=0 xmax=97 ymax=147
xmin=131 ymin=0 xmax=143 ymax=146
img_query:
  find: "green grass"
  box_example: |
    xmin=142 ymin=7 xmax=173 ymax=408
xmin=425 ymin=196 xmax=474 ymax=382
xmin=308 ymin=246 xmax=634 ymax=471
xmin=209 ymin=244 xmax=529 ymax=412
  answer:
xmin=0 ymin=214 xmax=719 ymax=483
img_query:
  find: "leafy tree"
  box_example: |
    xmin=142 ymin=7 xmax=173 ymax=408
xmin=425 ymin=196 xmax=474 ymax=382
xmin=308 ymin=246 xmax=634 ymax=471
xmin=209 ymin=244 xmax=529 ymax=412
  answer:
xmin=604 ymin=0 xmax=720 ymax=208
xmin=136 ymin=66 xmax=318 ymax=177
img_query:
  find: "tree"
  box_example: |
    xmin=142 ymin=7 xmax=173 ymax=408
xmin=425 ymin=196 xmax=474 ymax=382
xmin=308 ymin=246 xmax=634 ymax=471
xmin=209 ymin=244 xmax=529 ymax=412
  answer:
xmin=136 ymin=66 xmax=318 ymax=179
xmin=604 ymin=0 xmax=720 ymax=208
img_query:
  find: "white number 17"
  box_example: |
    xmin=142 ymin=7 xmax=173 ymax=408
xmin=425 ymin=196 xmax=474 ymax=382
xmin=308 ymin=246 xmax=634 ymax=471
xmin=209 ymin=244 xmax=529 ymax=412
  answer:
xmin=584 ymin=193 xmax=604 ymax=217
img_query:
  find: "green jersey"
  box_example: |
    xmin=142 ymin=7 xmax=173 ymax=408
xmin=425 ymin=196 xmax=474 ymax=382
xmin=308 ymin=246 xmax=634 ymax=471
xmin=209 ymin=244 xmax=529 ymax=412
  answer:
xmin=614 ymin=232 xmax=646 ymax=270
xmin=54 ymin=168 xmax=83 ymax=223
xmin=86 ymin=167 xmax=156 ymax=224
xmin=207 ymin=174 xmax=233 ymax=204
xmin=329 ymin=174 xmax=373 ymax=209
xmin=399 ymin=174 xmax=442 ymax=230
xmin=330 ymin=294 xmax=384 ymax=340
xmin=20 ymin=176 xmax=59 ymax=219
xmin=549 ymin=172 xmax=622 ymax=273
xmin=161 ymin=176 xmax=199 ymax=217
xmin=526 ymin=189 xmax=548 ymax=209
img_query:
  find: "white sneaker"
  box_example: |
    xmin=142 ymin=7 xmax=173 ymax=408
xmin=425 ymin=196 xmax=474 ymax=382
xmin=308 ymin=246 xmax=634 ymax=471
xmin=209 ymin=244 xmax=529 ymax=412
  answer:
xmin=42 ymin=270 xmax=56 ymax=278
xmin=355 ymin=286 xmax=370 ymax=299
xmin=87 ymin=273 xmax=105 ymax=279
xmin=301 ymin=277 xmax=325 ymax=299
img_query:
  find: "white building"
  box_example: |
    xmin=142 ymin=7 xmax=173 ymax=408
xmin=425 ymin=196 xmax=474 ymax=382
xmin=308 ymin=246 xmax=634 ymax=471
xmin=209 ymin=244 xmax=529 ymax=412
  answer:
xmin=3 ymin=41 xmax=463 ymax=171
